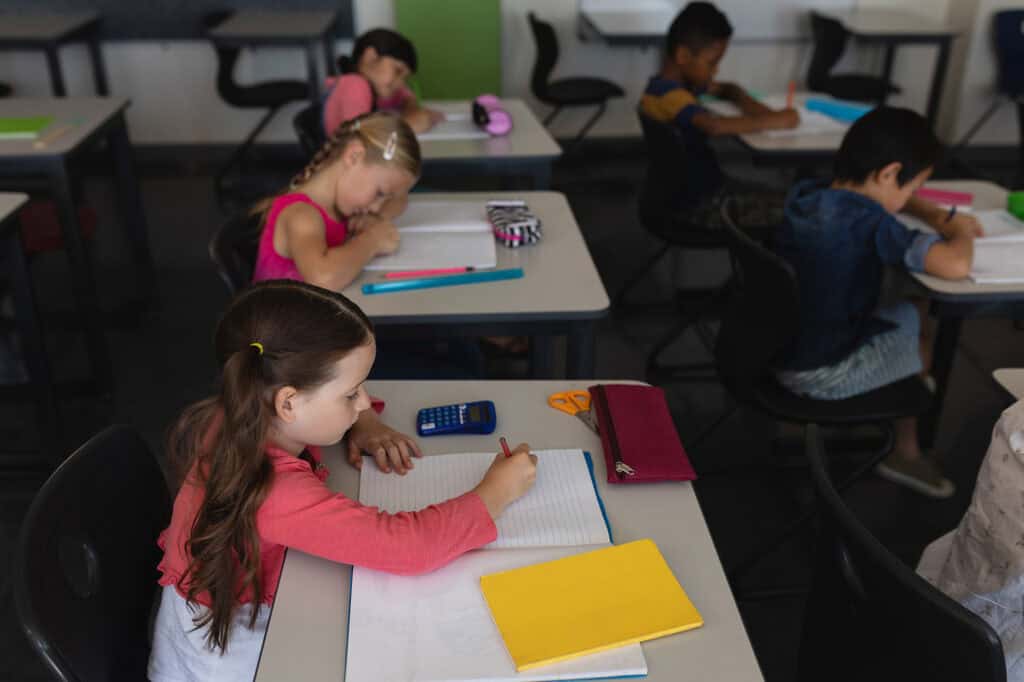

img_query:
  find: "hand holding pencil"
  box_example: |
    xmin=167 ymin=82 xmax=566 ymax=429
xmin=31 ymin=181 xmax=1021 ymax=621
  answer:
xmin=473 ymin=439 xmax=537 ymax=520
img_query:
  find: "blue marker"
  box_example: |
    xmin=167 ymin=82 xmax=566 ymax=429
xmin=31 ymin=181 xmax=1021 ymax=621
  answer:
xmin=805 ymin=98 xmax=871 ymax=123
xmin=362 ymin=268 xmax=524 ymax=295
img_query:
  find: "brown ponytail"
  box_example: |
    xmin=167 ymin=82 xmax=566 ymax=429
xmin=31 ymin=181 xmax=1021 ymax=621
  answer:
xmin=251 ymin=111 xmax=421 ymax=218
xmin=167 ymin=280 xmax=374 ymax=652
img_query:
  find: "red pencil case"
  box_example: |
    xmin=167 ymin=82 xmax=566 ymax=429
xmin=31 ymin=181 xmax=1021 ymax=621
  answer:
xmin=588 ymin=384 xmax=696 ymax=484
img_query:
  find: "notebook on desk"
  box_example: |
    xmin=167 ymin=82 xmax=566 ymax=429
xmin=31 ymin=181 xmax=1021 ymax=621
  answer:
xmin=899 ymin=209 xmax=1024 ymax=283
xmin=364 ymin=200 xmax=497 ymax=271
xmin=345 ymin=449 xmax=649 ymax=682
xmin=418 ymin=113 xmax=490 ymax=141
xmin=0 ymin=116 xmax=52 ymax=140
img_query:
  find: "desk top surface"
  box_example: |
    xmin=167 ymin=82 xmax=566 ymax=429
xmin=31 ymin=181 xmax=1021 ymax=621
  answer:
xmin=208 ymin=10 xmax=338 ymax=42
xmin=0 ymin=97 xmax=128 ymax=159
xmin=0 ymin=11 xmax=100 ymax=42
xmin=420 ymin=100 xmax=562 ymax=162
xmin=820 ymin=8 xmax=958 ymax=38
xmin=255 ymin=379 xmax=764 ymax=682
xmin=343 ymin=192 xmax=608 ymax=324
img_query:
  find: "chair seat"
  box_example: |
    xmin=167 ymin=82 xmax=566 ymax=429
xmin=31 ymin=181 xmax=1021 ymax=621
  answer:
xmin=227 ymin=80 xmax=310 ymax=110
xmin=540 ymin=77 xmax=624 ymax=107
xmin=753 ymin=374 xmax=932 ymax=426
xmin=817 ymin=74 xmax=900 ymax=103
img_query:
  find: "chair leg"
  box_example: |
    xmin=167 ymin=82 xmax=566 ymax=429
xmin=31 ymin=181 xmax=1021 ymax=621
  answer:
xmin=613 ymin=242 xmax=673 ymax=310
xmin=645 ymin=285 xmax=730 ymax=383
xmin=727 ymin=424 xmax=895 ymax=600
xmin=543 ymin=106 xmax=562 ymax=126
xmin=215 ymin=106 xmax=282 ymax=198
xmin=563 ymin=101 xmax=607 ymax=156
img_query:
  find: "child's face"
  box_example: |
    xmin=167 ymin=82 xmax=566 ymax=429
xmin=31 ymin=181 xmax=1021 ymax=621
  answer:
xmin=279 ymin=340 xmax=376 ymax=447
xmin=359 ymin=48 xmax=411 ymax=100
xmin=335 ymin=142 xmax=417 ymax=217
xmin=874 ymin=163 xmax=933 ymax=213
xmin=673 ymin=40 xmax=727 ymax=90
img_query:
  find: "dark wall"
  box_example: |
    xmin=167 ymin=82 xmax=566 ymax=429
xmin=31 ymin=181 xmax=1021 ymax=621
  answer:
xmin=5 ymin=1 xmax=354 ymax=40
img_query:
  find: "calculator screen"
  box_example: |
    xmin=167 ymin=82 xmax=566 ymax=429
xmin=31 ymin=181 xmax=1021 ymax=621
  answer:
xmin=468 ymin=405 xmax=482 ymax=422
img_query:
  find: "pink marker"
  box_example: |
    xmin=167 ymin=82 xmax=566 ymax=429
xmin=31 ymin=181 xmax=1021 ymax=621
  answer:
xmin=384 ymin=267 xmax=476 ymax=280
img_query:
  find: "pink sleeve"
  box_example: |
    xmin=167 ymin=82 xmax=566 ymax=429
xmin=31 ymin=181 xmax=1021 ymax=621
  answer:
xmin=322 ymin=75 xmax=374 ymax=137
xmin=377 ymin=85 xmax=415 ymax=112
xmin=257 ymin=469 xmax=497 ymax=575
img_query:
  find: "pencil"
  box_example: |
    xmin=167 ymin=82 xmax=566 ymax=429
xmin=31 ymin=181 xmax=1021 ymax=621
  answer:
xmin=384 ymin=267 xmax=475 ymax=279
xmin=499 ymin=437 xmax=512 ymax=458
xmin=32 ymin=124 xmax=73 ymax=149
xmin=786 ymin=81 xmax=796 ymax=109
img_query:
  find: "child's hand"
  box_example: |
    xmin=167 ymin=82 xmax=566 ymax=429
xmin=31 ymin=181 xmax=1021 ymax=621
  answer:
xmin=946 ymin=212 xmax=984 ymax=238
xmin=348 ymin=213 xmax=377 ymax=235
xmin=364 ymin=218 xmax=400 ymax=256
xmin=767 ymin=108 xmax=800 ymax=129
xmin=427 ymin=108 xmax=446 ymax=127
xmin=472 ymin=443 xmax=538 ymax=519
xmin=346 ymin=417 xmax=423 ymax=475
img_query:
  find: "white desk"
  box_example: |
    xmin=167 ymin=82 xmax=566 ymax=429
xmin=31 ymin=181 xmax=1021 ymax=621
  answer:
xmin=994 ymin=369 xmax=1024 ymax=400
xmin=344 ymin=191 xmax=607 ymax=378
xmin=0 ymin=97 xmax=155 ymax=396
xmin=907 ymin=180 xmax=1024 ymax=447
xmin=578 ymin=0 xmax=676 ymax=47
xmin=818 ymin=8 xmax=958 ymax=124
xmin=254 ymin=380 xmax=764 ymax=682
xmin=703 ymin=92 xmax=849 ymax=162
xmin=0 ymin=11 xmax=107 ymax=96
xmin=420 ymin=100 xmax=562 ymax=189
xmin=207 ymin=10 xmax=339 ymax=106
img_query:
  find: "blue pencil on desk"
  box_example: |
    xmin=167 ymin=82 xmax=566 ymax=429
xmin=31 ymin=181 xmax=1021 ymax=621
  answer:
xmin=361 ymin=268 xmax=524 ymax=295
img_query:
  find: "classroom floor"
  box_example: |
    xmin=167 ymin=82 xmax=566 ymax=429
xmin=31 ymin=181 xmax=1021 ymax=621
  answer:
xmin=1 ymin=140 xmax=1021 ymax=682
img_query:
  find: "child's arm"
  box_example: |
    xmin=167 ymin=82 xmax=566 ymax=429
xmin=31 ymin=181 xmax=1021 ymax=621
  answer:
xmin=708 ymin=82 xmax=773 ymax=117
xmin=691 ymin=105 xmax=799 ymax=136
xmin=281 ymin=203 xmax=399 ymax=291
xmin=400 ymin=97 xmax=445 ymax=134
xmin=904 ymin=196 xmax=978 ymax=280
xmin=345 ymin=408 xmax=423 ymax=475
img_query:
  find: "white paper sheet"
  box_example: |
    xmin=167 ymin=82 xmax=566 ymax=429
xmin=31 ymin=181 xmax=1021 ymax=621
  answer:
xmin=345 ymin=546 xmax=647 ymax=682
xmin=418 ymin=112 xmax=490 ymax=141
xmin=364 ymin=201 xmax=498 ymax=271
xmin=359 ymin=449 xmax=611 ymax=549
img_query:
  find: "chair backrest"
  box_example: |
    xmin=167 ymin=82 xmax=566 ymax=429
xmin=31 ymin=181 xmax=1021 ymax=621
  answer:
xmin=994 ymin=10 xmax=1024 ymax=97
xmin=14 ymin=426 xmax=172 ymax=682
xmin=294 ymin=103 xmax=326 ymax=157
xmin=636 ymin=111 xmax=689 ymax=227
xmin=800 ymin=425 xmax=1007 ymax=682
xmin=202 ymin=11 xmax=244 ymax=104
xmin=807 ymin=12 xmax=850 ymax=92
xmin=527 ymin=12 xmax=558 ymax=101
xmin=209 ymin=210 xmax=265 ymax=295
xmin=714 ymin=200 xmax=800 ymax=404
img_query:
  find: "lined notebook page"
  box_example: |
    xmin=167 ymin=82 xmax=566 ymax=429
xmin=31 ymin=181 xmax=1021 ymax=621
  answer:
xmin=364 ymin=200 xmax=497 ymax=271
xmin=346 ymin=546 xmax=647 ymax=682
xmin=359 ymin=449 xmax=611 ymax=549
xmin=417 ymin=113 xmax=490 ymax=141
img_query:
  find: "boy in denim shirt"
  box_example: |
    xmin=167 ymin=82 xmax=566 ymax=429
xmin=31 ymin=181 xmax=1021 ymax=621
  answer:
xmin=640 ymin=1 xmax=798 ymax=229
xmin=774 ymin=107 xmax=981 ymax=498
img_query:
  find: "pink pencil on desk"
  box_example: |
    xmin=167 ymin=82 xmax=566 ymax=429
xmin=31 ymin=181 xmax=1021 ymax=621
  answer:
xmin=384 ymin=267 xmax=476 ymax=279
xmin=915 ymin=188 xmax=974 ymax=206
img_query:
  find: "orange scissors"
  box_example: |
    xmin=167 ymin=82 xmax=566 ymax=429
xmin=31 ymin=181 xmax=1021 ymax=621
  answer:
xmin=547 ymin=389 xmax=599 ymax=433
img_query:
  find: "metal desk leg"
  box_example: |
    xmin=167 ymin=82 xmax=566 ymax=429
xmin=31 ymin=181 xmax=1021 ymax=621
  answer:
xmin=323 ymin=34 xmax=336 ymax=76
xmin=567 ymin=320 xmax=596 ymax=379
xmin=306 ymin=43 xmax=322 ymax=107
xmin=45 ymin=46 xmax=67 ymax=97
xmin=2 ymin=221 xmax=62 ymax=463
xmin=87 ymin=36 xmax=110 ymax=95
xmin=879 ymin=44 xmax=896 ymax=107
xmin=529 ymin=335 xmax=556 ymax=379
xmin=50 ymin=159 xmax=113 ymax=394
xmin=919 ymin=315 xmax=962 ymax=449
xmin=109 ymin=113 xmax=157 ymax=306
xmin=925 ymin=37 xmax=952 ymax=126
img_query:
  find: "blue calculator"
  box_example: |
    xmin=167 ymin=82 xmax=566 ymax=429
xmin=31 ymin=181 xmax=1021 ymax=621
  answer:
xmin=417 ymin=401 xmax=497 ymax=436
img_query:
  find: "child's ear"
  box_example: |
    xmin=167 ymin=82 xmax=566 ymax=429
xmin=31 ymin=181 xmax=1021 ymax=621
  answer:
xmin=361 ymin=46 xmax=380 ymax=64
xmin=274 ymin=386 xmax=299 ymax=424
xmin=671 ymin=45 xmax=691 ymax=66
xmin=343 ymin=140 xmax=366 ymax=167
xmin=877 ymin=161 xmax=903 ymax=186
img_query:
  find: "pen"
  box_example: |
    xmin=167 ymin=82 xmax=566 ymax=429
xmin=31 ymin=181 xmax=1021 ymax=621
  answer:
xmin=384 ymin=266 xmax=475 ymax=279
xmin=499 ymin=437 xmax=512 ymax=458
xmin=786 ymin=80 xmax=795 ymax=109
xmin=946 ymin=205 xmax=957 ymax=223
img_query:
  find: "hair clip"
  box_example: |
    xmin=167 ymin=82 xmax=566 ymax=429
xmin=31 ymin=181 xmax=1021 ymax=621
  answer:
xmin=352 ymin=119 xmax=361 ymax=131
xmin=383 ymin=131 xmax=398 ymax=161
xmin=250 ymin=341 xmax=264 ymax=355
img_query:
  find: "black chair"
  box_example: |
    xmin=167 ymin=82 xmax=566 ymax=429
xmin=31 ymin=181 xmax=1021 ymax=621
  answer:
xmin=209 ymin=210 xmax=264 ymax=295
xmin=0 ymin=82 xmax=12 ymax=98
xmin=527 ymin=12 xmax=624 ymax=152
xmin=807 ymin=12 xmax=900 ymax=104
xmin=715 ymin=199 xmax=933 ymax=594
xmin=14 ymin=426 xmax=172 ymax=682
xmin=203 ymin=11 xmax=310 ymax=198
xmin=294 ymin=102 xmax=326 ymax=158
xmin=616 ymin=112 xmax=735 ymax=383
xmin=799 ymin=425 xmax=1006 ymax=682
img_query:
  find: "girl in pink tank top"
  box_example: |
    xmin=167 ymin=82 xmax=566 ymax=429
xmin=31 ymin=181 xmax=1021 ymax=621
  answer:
xmin=251 ymin=111 xmax=422 ymax=291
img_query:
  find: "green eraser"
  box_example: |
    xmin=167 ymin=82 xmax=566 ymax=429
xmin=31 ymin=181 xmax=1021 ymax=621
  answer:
xmin=1008 ymin=192 xmax=1024 ymax=220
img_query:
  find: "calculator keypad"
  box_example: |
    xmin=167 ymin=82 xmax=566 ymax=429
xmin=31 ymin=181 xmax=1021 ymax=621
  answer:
xmin=419 ymin=404 xmax=468 ymax=434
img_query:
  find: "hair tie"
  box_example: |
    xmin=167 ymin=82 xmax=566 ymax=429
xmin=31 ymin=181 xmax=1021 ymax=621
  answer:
xmin=249 ymin=342 xmax=264 ymax=355
xmin=383 ymin=131 xmax=398 ymax=161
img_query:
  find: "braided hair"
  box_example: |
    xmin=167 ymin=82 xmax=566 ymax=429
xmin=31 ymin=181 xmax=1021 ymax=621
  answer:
xmin=252 ymin=111 xmax=421 ymax=217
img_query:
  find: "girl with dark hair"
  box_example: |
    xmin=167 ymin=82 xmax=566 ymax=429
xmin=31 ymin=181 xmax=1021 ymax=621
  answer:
xmin=148 ymin=280 xmax=537 ymax=680
xmin=322 ymin=28 xmax=444 ymax=137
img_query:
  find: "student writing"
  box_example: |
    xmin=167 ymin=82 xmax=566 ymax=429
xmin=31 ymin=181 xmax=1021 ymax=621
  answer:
xmin=147 ymin=280 xmax=538 ymax=680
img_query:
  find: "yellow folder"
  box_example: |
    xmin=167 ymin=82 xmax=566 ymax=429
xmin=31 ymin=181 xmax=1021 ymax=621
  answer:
xmin=480 ymin=539 xmax=703 ymax=671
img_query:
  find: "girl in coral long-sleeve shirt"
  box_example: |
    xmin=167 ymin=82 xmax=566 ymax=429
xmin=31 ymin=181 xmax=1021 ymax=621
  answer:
xmin=147 ymin=280 xmax=537 ymax=682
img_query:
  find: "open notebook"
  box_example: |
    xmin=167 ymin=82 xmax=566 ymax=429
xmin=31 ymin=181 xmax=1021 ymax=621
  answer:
xmin=345 ymin=449 xmax=648 ymax=682
xmin=703 ymin=94 xmax=847 ymax=138
xmin=364 ymin=200 xmax=497 ymax=271
xmin=418 ymin=112 xmax=490 ymax=141
xmin=899 ymin=209 xmax=1024 ymax=283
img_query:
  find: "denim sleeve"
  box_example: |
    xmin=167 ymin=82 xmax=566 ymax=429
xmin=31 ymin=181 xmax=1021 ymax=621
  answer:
xmin=875 ymin=213 xmax=924 ymax=268
xmin=903 ymin=232 xmax=942 ymax=273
